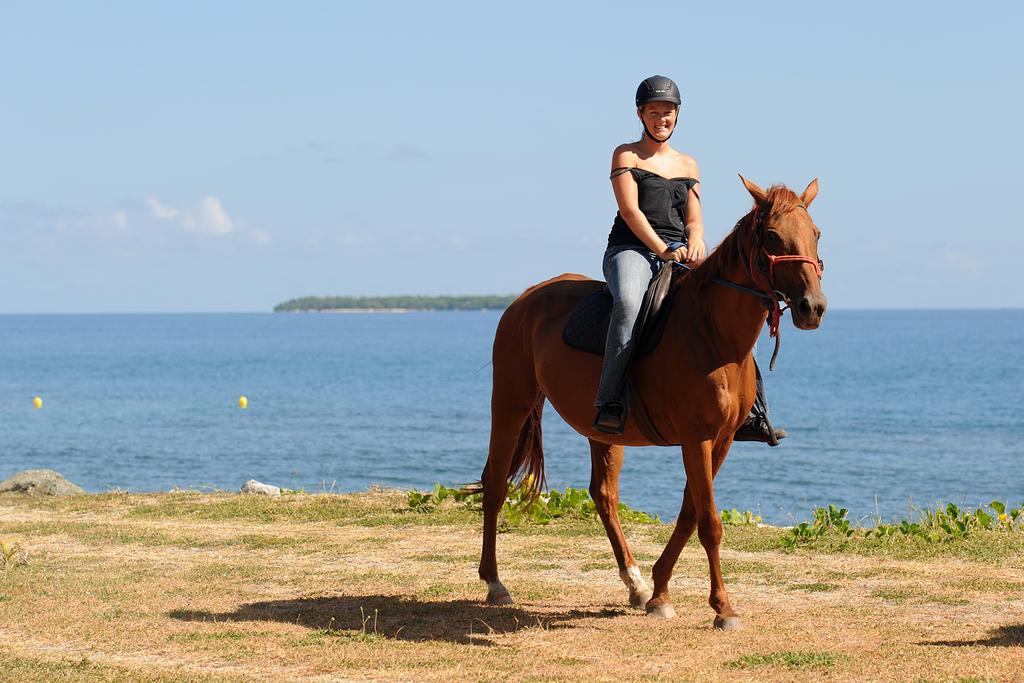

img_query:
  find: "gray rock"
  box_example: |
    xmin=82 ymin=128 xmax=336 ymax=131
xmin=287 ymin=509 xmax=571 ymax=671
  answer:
xmin=240 ymin=479 xmax=281 ymax=496
xmin=0 ymin=469 xmax=85 ymax=496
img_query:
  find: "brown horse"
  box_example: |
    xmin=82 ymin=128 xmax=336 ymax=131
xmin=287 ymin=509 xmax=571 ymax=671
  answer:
xmin=478 ymin=175 xmax=827 ymax=630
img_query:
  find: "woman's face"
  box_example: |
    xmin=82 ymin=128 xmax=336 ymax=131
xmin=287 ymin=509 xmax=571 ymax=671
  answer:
xmin=638 ymin=102 xmax=678 ymax=141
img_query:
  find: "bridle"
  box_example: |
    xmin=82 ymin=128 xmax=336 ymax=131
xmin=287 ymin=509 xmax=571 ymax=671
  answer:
xmin=672 ymin=202 xmax=823 ymax=370
xmin=743 ymin=203 xmax=824 ymax=368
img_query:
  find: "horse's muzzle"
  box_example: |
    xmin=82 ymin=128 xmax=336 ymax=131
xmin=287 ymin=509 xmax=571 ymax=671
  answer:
xmin=792 ymin=293 xmax=827 ymax=330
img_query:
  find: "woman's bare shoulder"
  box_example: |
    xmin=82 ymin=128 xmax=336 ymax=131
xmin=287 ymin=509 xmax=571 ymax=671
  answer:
xmin=672 ymin=150 xmax=699 ymax=177
xmin=611 ymin=143 xmax=641 ymax=167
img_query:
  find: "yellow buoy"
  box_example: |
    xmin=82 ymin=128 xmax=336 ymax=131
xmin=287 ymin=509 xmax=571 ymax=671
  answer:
xmin=238 ymin=396 xmax=248 ymax=409
xmin=33 ymin=396 xmax=43 ymax=409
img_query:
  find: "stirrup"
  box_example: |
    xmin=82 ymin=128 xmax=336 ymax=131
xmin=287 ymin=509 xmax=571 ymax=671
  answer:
xmin=593 ymin=404 xmax=627 ymax=435
xmin=734 ymin=415 xmax=787 ymax=447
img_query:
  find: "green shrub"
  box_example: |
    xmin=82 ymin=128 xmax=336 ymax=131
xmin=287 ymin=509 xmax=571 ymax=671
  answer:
xmin=407 ymin=482 xmax=659 ymax=529
xmin=721 ymin=508 xmax=762 ymax=526
xmin=782 ymin=501 xmax=1024 ymax=550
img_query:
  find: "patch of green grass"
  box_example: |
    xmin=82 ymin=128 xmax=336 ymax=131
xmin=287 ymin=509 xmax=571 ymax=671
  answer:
xmin=0 ymin=520 xmax=215 ymax=549
xmin=414 ymin=553 xmax=477 ymax=564
xmin=233 ymin=534 xmax=307 ymax=549
xmin=581 ymin=561 xmax=617 ymax=572
xmin=419 ymin=583 xmax=459 ymax=598
xmin=131 ymin=493 xmax=371 ymax=523
xmin=299 ymin=627 xmax=387 ymax=645
xmin=169 ymin=629 xmax=249 ymax=643
xmin=187 ymin=562 xmax=272 ymax=583
xmin=0 ymin=491 xmax=139 ymax=513
xmin=927 ymin=594 xmax=970 ymax=606
xmin=298 ymin=609 xmax=387 ymax=645
xmin=0 ymin=651 xmax=212 ymax=682
xmin=847 ymin=566 xmax=912 ymax=579
xmin=788 ymin=582 xmax=839 ymax=592
xmin=872 ymin=588 xmax=915 ymax=603
xmin=126 ymin=490 xmax=483 ymax=529
xmin=871 ymin=588 xmax=967 ymax=605
xmin=725 ymin=651 xmax=838 ymax=670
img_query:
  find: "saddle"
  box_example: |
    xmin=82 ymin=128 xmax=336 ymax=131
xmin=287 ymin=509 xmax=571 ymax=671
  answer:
xmin=563 ymin=259 xmax=680 ymax=359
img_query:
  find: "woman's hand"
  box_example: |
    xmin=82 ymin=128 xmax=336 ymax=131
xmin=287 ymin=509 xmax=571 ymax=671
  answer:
xmin=684 ymin=236 xmax=706 ymax=264
xmin=658 ymin=244 xmax=687 ymax=262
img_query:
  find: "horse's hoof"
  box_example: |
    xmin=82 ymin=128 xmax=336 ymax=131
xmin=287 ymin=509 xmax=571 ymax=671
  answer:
xmin=713 ymin=615 xmax=744 ymax=631
xmin=485 ymin=580 xmax=513 ymax=606
xmin=486 ymin=590 xmax=514 ymax=606
xmin=629 ymin=588 xmax=654 ymax=610
xmin=645 ymin=602 xmax=676 ymax=619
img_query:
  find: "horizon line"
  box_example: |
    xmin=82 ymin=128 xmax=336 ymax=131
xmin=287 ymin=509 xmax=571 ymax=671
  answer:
xmin=0 ymin=307 xmax=1022 ymax=316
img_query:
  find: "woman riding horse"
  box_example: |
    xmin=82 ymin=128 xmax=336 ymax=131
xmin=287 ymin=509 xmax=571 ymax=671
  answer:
xmin=593 ymin=75 xmax=785 ymax=445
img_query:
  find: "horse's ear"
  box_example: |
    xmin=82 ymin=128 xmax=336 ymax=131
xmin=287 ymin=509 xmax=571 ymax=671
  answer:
xmin=738 ymin=174 xmax=767 ymax=204
xmin=801 ymin=178 xmax=819 ymax=207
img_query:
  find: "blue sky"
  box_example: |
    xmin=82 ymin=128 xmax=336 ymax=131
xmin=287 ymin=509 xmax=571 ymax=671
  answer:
xmin=1 ymin=1 xmax=1020 ymax=312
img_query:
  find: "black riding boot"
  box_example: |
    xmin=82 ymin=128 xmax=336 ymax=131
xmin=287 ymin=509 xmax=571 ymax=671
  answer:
xmin=593 ymin=403 xmax=628 ymax=435
xmin=734 ymin=360 xmax=787 ymax=446
xmin=594 ymin=383 xmax=630 ymax=435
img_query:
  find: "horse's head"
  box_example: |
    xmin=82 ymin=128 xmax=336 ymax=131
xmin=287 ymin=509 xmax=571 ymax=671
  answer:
xmin=739 ymin=175 xmax=827 ymax=330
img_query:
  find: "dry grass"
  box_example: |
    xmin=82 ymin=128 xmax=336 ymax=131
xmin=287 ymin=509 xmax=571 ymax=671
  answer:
xmin=1 ymin=490 xmax=1023 ymax=681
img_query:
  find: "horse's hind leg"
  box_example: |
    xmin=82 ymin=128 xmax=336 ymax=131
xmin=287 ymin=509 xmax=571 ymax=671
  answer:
xmin=479 ymin=352 xmax=541 ymax=606
xmin=589 ymin=439 xmax=653 ymax=609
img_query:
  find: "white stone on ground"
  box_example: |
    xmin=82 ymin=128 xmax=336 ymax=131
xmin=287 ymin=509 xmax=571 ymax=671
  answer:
xmin=240 ymin=479 xmax=281 ymax=496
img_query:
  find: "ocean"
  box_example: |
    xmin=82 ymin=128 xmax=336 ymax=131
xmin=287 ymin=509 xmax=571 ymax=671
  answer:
xmin=1 ymin=310 xmax=1021 ymax=525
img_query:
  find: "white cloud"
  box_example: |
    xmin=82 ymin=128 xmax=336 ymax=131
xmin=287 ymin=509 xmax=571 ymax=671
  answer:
xmin=198 ymin=196 xmax=234 ymax=235
xmin=146 ymin=195 xmax=240 ymax=237
xmin=2 ymin=196 xmax=267 ymax=247
xmin=146 ymin=197 xmax=180 ymax=220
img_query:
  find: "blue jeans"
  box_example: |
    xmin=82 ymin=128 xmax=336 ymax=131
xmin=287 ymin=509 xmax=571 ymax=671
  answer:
xmin=594 ymin=245 xmax=663 ymax=408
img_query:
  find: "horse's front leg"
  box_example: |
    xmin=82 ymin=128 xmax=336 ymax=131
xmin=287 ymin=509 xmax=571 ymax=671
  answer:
xmin=588 ymin=439 xmax=652 ymax=609
xmin=647 ymin=438 xmax=741 ymax=629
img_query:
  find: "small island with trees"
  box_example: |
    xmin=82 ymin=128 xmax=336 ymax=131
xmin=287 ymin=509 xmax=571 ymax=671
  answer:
xmin=273 ymin=295 xmax=518 ymax=312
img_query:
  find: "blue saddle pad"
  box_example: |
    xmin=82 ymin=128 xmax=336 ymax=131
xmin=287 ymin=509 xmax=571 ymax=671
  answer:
xmin=562 ymin=270 xmax=678 ymax=359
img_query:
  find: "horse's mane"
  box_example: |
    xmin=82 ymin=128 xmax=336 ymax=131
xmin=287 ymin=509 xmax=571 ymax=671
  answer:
xmin=683 ymin=184 xmax=802 ymax=289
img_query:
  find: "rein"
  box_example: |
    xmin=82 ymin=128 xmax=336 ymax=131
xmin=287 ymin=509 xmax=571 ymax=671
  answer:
xmin=668 ymin=206 xmax=823 ymax=370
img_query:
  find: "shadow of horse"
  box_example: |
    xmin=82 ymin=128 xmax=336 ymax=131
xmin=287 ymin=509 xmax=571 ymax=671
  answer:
xmin=923 ymin=624 xmax=1024 ymax=647
xmin=169 ymin=594 xmax=631 ymax=645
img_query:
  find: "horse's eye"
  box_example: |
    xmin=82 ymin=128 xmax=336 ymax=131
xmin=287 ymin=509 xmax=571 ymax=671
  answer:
xmin=766 ymin=231 xmax=781 ymax=242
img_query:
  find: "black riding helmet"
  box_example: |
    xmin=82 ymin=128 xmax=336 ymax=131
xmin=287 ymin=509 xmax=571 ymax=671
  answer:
xmin=635 ymin=75 xmax=681 ymax=143
xmin=635 ymin=75 xmax=681 ymax=108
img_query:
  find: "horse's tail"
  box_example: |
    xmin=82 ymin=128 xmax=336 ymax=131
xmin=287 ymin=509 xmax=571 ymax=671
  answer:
xmin=507 ymin=393 xmax=546 ymax=503
xmin=467 ymin=392 xmax=546 ymax=503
